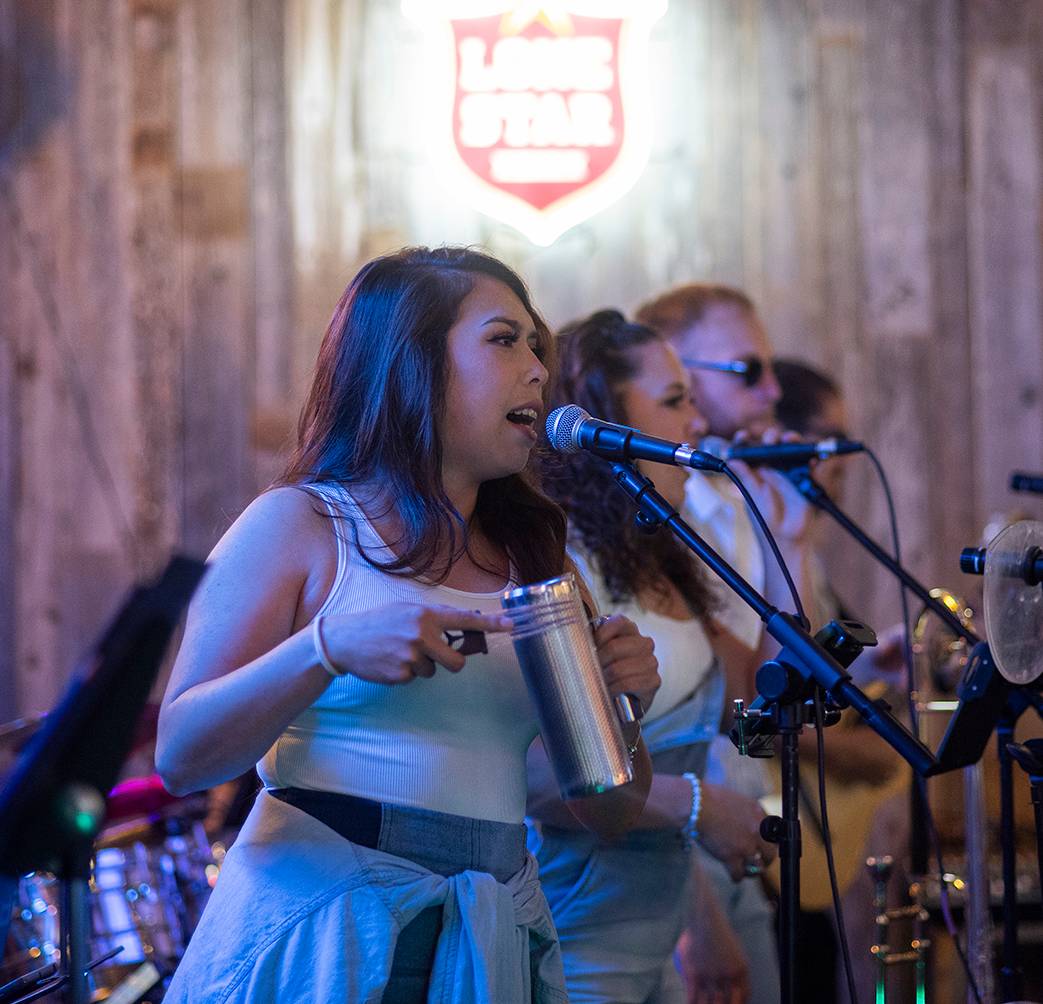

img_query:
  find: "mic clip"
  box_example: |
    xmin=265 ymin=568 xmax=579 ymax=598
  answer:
xmin=729 ymin=618 xmax=872 ymax=757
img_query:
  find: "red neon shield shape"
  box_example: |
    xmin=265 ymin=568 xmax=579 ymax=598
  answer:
xmin=451 ymin=16 xmax=624 ymax=211
xmin=424 ymin=4 xmax=662 ymax=245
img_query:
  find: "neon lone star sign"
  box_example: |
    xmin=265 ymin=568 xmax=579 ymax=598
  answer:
xmin=402 ymin=1 xmax=667 ymax=246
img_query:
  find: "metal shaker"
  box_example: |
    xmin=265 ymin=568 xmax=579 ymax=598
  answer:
xmin=501 ymin=573 xmax=633 ymax=799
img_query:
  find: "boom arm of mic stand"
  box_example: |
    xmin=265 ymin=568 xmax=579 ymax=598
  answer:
xmin=787 ymin=468 xmax=979 ymax=645
xmin=609 ymin=463 xmax=937 ymax=775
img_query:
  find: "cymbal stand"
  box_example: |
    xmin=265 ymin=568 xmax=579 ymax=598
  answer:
xmin=786 ymin=468 xmax=1043 ymax=1002
xmin=1007 ymin=738 xmax=1043 ymax=927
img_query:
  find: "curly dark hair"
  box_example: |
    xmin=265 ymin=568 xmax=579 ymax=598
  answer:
xmin=541 ymin=309 xmax=716 ymax=618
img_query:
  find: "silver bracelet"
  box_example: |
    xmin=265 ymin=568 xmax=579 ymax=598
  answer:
xmin=311 ymin=614 xmax=347 ymax=677
xmin=681 ymin=771 xmax=701 ymax=849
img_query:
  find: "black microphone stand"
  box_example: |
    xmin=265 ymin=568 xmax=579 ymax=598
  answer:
xmin=608 ymin=463 xmax=936 ymax=1004
xmin=786 ymin=466 xmax=1043 ymax=1002
xmin=787 ymin=470 xmax=977 ymax=646
xmin=1007 ymin=739 xmax=1043 ymax=900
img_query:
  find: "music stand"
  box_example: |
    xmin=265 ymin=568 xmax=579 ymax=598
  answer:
xmin=0 ymin=556 xmax=206 ymax=1004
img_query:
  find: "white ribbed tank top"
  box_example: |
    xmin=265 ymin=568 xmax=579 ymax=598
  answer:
xmin=257 ymin=483 xmax=540 ymax=824
xmin=568 ymin=546 xmax=716 ymax=723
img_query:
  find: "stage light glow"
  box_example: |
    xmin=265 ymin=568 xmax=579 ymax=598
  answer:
xmin=403 ymin=1 xmax=667 ymax=245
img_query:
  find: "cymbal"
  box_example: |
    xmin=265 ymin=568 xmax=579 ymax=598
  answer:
xmin=983 ymin=519 xmax=1043 ymax=684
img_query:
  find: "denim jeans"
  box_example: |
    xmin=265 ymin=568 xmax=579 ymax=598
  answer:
xmin=530 ymin=672 xmax=726 ymax=1003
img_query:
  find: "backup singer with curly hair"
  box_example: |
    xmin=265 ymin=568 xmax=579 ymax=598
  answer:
xmin=528 ymin=309 xmax=776 ymax=1004
xmin=542 ymin=310 xmax=717 ymax=618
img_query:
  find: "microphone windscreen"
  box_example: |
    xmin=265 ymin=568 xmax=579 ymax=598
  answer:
xmin=545 ymin=405 xmax=589 ymax=454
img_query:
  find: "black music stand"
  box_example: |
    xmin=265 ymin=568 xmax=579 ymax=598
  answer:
xmin=0 ymin=556 xmax=205 ymax=1004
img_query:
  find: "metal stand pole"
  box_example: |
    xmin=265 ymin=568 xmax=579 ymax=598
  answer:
xmin=998 ymin=713 xmax=1022 ymax=1002
xmin=1006 ymin=738 xmax=1043 ymax=999
xmin=962 ymin=762 xmax=995 ymax=1004
xmin=777 ymin=723 xmax=802 ymax=1004
xmin=61 ymin=845 xmax=93 ymax=1004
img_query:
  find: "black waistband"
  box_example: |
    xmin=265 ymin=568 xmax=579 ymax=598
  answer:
xmin=269 ymin=786 xmax=382 ymax=846
xmin=266 ymin=787 xmax=527 ymax=882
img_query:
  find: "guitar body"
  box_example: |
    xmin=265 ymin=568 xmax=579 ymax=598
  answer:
xmin=762 ymin=716 xmax=911 ymax=911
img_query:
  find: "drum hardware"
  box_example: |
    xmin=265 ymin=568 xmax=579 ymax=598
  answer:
xmin=866 ymin=855 xmax=930 ymax=1003
xmin=2 ymin=780 xmax=222 ymax=1001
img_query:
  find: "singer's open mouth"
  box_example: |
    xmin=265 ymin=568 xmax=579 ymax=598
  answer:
xmin=506 ymin=407 xmax=538 ymax=427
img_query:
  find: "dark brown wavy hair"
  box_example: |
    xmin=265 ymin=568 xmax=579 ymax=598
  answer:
xmin=542 ymin=309 xmax=715 ymax=617
xmin=277 ymin=246 xmax=566 ymax=586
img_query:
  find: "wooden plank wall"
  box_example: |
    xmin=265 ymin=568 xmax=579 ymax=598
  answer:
xmin=2 ymin=0 xmax=1042 ymax=720
xmin=0 ymin=0 xmax=292 ymax=719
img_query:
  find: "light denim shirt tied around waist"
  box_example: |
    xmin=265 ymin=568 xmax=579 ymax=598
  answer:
xmin=166 ymin=790 xmax=567 ymax=1004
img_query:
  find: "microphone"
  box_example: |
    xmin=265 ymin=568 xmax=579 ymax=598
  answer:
xmin=545 ymin=405 xmax=726 ymax=472
xmin=698 ymin=435 xmax=865 ymax=470
xmin=1011 ymin=471 xmax=1043 ymax=495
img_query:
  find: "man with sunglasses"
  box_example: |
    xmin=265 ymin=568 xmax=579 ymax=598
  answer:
xmin=636 ymin=284 xmax=816 ymax=1004
xmin=636 ymin=283 xmax=814 ymax=655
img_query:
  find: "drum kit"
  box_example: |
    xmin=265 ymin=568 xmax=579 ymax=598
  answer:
xmin=0 ymin=715 xmax=225 ymax=1004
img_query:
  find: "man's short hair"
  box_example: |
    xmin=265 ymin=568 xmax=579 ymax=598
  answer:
xmin=634 ymin=284 xmax=754 ymax=342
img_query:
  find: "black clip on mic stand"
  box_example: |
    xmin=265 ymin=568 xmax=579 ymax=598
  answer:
xmin=786 ymin=465 xmax=1043 ymax=1002
xmin=608 ymin=463 xmax=936 ymax=1004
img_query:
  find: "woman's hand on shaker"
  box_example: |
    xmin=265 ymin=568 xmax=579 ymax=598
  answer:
xmin=592 ymin=614 xmax=660 ymax=713
xmin=319 ymin=603 xmax=513 ymax=684
xmin=696 ymin=783 xmax=776 ymax=882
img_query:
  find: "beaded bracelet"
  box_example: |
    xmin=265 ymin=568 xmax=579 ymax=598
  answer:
xmin=311 ymin=614 xmax=347 ymax=678
xmin=680 ymin=771 xmax=701 ymax=850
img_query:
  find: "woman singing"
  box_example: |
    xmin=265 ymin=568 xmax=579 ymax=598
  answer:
xmin=528 ymin=310 xmax=776 ymax=1004
xmin=155 ymin=250 xmax=659 ymax=1003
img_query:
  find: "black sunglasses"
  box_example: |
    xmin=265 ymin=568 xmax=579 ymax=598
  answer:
xmin=681 ymin=355 xmax=770 ymax=388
